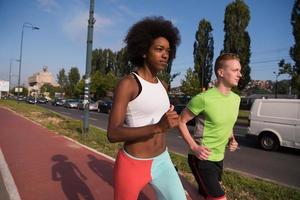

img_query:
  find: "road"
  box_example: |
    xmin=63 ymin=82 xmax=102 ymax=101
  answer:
xmin=39 ymin=103 xmax=300 ymax=189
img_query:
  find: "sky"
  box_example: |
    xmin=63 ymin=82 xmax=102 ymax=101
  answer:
xmin=0 ymin=0 xmax=295 ymax=88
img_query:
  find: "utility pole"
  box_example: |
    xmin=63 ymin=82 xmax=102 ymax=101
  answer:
xmin=9 ymin=59 xmax=13 ymax=93
xmin=273 ymin=71 xmax=279 ymax=99
xmin=17 ymin=23 xmax=39 ymax=103
xmin=83 ymin=0 xmax=95 ymax=134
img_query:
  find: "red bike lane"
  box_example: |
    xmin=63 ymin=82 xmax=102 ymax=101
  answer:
xmin=0 ymin=107 xmax=200 ymax=200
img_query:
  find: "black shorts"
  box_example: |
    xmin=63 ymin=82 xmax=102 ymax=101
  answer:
xmin=188 ymin=154 xmax=225 ymax=199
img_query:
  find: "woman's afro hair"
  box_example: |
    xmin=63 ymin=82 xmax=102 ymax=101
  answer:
xmin=124 ymin=16 xmax=181 ymax=67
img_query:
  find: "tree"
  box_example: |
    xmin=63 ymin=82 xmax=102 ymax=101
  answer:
xmin=92 ymin=48 xmax=105 ymax=74
xmin=181 ymin=68 xmax=201 ymax=97
xmin=56 ymin=68 xmax=68 ymax=97
xmin=57 ymin=68 xmax=68 ymax=89
xmin=278 ymin=0 xmax=300 ymax=98
xmin=193 ymin=19 xmax=214 ymax=90
xmin=92 ymin=48 xmax=116 ymax=75
xmin=276 ymin=79 xmax=293 ymax=95
xmin=115 ymin=47 xmax=133 ymax=77
xmin=68 ymin=67 xmax=80 ymax=97
xmin=222 ymin=0 xmax=251 ymax=91
xmin=40 ymin=83 xmax=61 ymax=98
xmin=90 ymin=71 xmax=118 ymax=99
xmin=74 ymin=79 xmax=84 ymax=98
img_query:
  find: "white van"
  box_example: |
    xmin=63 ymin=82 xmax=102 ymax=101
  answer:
xmin=247 ymin=99 xmax=300 ymax=150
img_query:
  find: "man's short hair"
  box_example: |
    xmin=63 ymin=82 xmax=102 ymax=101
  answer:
xmin=214 ymin=53 xmax=240 ymax=77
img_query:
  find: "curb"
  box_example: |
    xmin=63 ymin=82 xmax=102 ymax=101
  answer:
xmin=0 ymin=148 xmax=21 ymax=200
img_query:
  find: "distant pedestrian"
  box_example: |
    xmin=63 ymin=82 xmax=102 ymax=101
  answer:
xmin=107 ymin=16 xmax=186 ymax=200
xmin=178 ymin=53 xmax=242 ymax=200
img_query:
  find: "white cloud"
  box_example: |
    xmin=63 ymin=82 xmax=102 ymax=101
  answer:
xmin=37 ymin=0 xmax=59 ymax=12
xmin=63 ymin=10 xmax=113 ymax=43
xmin=117 ymin=5 xmax=136 ymax=18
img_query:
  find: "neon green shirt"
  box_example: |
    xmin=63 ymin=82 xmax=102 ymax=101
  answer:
xmin=187 ymin=87 xmax=240 ymax=161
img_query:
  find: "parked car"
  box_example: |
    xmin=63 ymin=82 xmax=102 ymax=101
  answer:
xmin=98 ymin=100 xmax=112 ymax=114
xmin=77 ymin=100 xmax=99 ymax=111
xmin=27 ymin=96 xmax=37 ymax=104
xmin=247 ymin=98 xmax=300 ymax=151
xmin=37 ymin=97 xmax=48 ymax=104
xmin=52 ymin=98 xmax=65 ymax=106
xmin=63 ymin=99 xmax=81 ymax=109
xmin=17 ymin=95 xmax=26 ymax=101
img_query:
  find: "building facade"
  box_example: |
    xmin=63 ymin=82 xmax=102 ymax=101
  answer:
xmin=28 ymin=66 xmax=58 ymax=96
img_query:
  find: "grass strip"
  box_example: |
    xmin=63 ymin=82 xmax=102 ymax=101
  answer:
xmin=1 ymin=100 xmax=299 ymax=200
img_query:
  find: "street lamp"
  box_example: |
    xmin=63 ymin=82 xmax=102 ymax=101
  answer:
xmin=17 ymin=22 xmax=39 ymax=103
xmin=273 ymin=71 xmax=280 ymax=99
xmin=83 ymin=0 xmax=95 ymax=134
xmin=9 ymin=58 xmax=18 ymax=93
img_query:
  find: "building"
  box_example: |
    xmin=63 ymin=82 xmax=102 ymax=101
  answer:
xmin=0 ymin=80 xmax=9 ymax=99
xmin=28 ymin=66 xmax=58 ymax=96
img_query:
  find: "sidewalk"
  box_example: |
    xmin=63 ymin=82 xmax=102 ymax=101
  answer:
xmin=0 ymin=107 xmax=202 ymax=200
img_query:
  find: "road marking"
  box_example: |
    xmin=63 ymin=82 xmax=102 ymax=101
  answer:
xmin=177 ymin=136 xmax=183 ymax=139
xmin=62 ymin=136 xmax=115 ymax=161
xmin=0 ymin=148 xmax=21 ymax=200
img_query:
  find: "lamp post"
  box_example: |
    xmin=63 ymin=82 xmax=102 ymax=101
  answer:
xmin=17 ymin=22 xmax=39 ymax=103
xmin=9 ymin=59 xmax=13 ymax=93
xmin=273 ymin=71 xmax=280 ymax=99
xmin=83 ymin=0 xmax=95 ymax=134
xmin=9 ymin=58 xmax=18 ymax=93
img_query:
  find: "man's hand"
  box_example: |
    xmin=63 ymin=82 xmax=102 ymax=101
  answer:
xmin=228 ymin=137 xmax=239 ymax=152
xmin=191 ymin=145 xmax=211 ymax=160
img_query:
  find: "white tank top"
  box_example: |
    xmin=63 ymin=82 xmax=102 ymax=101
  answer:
xmin=125 ymin=72 xmax=170 ymax=127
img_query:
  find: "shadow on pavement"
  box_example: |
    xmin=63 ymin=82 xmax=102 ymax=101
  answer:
xmin=87 ymin=154 xmax=114 ymax=186
xmin=86 ymin=154 xmax=152 ymax=200
xmin=51 ymin=154 xmax=95 ymax=200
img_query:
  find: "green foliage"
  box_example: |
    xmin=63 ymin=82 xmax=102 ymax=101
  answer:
xmin=278 ymin=0 xmax=300 ymax=98
xmin=92 ymin=48 xmax=110 ymax=74
xmin=231 ymin=87 xmax=241 ymax=95
xmin=193 ymin=19 xmax=214 ymax=90
xmin=68 ymin=67 xmax=80 ymax=86
xmin=223 ymin=0 xmax=251 ymax=91
xmin=92 ymin=48 xmax=133 ymax=78
xmin=181 ymin=68 xmax=201 ymax=96
xmin=67 ymin=67 xmax=80 ymax=97
xmin=115 ymin=47 xmax=133 ymax=77
xmin=56 ymin=68 xmax=68 ymax=89
xmin=40 ymin=83 xmax=62 ymax=98
xmin=223 ymin=170 xmax=300 ymax=200
xmin=90 ymin=71 xmax=118 ymax=99
xmin=276 ymin=79 xmax=295 ymax=94
xmin=74 ymin=79 xmax=84 ymax=98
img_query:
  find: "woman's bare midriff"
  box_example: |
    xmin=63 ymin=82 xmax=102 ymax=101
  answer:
xmin=124 ymin=133 xmax=166 ymax=158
